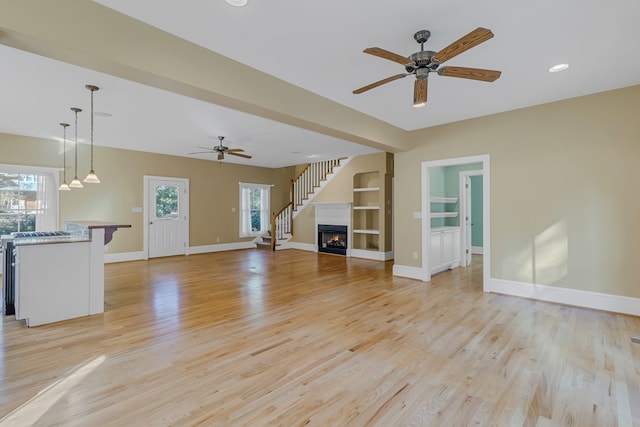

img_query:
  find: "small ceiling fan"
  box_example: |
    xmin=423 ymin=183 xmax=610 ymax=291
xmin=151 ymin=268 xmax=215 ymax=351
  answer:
xmin=189 ymin=136 xmax=252 ymax=160
xmin=353 ymin=27 xmax=501 ymax=107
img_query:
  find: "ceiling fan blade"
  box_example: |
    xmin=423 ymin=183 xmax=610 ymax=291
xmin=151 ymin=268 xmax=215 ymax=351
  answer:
xmin=438 ymin=66 xmax=501 ymax=82
xmin=218 ymin=153 xmax=224 ymax=160
xmin=353 ymin=73 xmax=408 ymax=94
xmin=228 ymin=151 xmax=253 ymax=159
xmin=433 ymin=27 xmax=494 ymax=64
xmin=363 ymin=47 xmax=411 ymax=65
xmin=227 ymin=148 xmax=245 ymax=153
xmin=413 ymin=79 xmax=428 ymax=106
xmin=189 ymin=151 xmax=214 ymax=154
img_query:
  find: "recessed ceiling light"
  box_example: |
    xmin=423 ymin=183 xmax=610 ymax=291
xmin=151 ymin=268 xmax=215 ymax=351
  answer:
xmin=225 ymin=0 xmax=248 ymax=6
xmin=548 ymin=63 xmax=570 ymax=73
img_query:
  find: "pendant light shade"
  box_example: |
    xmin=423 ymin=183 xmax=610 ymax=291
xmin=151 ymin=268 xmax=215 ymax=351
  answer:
xmin=83 ymin=84 xmax=100 ymax=183
xmin=69 ymin=107 xmax=83 ymax=188
xmin=58 ymin=122 xmax=71 ymax=191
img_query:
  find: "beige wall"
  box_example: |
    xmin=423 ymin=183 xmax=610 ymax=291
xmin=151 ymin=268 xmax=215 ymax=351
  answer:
xmin=0 ymin=133 xmax=295 ymax=254
xmin=395 ymin=85 xmax=640 ymax=298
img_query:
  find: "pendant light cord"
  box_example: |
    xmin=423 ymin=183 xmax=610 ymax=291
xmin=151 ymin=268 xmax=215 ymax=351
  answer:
xmin=74 ymin=109 xmax=79 ymax=175
xmin=89 ymin=88 xmax=94 ymax=171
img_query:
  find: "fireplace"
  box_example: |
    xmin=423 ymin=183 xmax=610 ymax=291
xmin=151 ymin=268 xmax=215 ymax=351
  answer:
xmin=318 ymin=224 xmax=348 ymax=255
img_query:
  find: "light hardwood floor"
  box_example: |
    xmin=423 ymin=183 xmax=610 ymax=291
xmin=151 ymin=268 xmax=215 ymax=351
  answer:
xmin=1 ymin=250 xmax=639 ymax=426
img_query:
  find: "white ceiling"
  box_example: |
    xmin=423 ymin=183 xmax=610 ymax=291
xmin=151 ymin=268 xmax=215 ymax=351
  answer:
xmin=2 ymin=0 xmax=639 ymax=168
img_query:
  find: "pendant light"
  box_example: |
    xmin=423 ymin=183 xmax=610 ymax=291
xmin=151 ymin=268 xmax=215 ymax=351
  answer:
xmin=83 ymin=84 xmax=100 ymax=183
xmin=69 ymin=107 xmax=83 ymax=188
xmin=58 ymin=122 xmax=71 ymax=191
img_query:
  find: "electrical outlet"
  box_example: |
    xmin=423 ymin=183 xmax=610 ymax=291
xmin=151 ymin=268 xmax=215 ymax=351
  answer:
xmin=412 ymin=251 xmax=418 ymax=260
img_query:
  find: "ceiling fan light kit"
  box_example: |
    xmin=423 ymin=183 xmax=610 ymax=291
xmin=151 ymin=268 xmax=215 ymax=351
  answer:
xmin=225 ymin=0 xmax=248 ymax=7
xmin=354 ymin=27 xmax=502 ymax=107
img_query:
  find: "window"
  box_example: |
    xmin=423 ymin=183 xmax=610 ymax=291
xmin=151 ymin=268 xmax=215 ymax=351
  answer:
xmin=155 ymin=185 xmax=179 ymax=220
xmin=0 ymin=164 xmax=59 ymax=234
xmin=239 ymin=182 xmax=271 ymax=237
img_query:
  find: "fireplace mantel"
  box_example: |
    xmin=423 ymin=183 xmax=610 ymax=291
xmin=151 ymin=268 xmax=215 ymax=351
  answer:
xmin=313 ymin=202 xmax=351 ymax=256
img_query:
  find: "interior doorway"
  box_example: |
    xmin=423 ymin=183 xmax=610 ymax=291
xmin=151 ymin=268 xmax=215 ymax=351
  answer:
xmin=459 ymin=170 xmax=483 ymax=267
xmin=421 ymin=155 xmax=490 ymax=289
xmin=144 ymin=176 xmax=189 ymax=258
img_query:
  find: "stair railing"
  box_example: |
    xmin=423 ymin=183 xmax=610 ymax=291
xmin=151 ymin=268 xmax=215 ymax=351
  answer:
xmin=269 ymin=158 xmax=345 ymax=250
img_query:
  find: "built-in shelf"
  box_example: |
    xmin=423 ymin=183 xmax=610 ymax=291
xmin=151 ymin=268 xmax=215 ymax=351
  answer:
xmin=430 ymin=196 xmax=458 ymax=203
xmin=430 ymin=212 xmax=459 ymax=218
xmin=353 ymin=229 xmax=380 ymax=235
xmin=352 ymin=171 xmax=384 ymax=254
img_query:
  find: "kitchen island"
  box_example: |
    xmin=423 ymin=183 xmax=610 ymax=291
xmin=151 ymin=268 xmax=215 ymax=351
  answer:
xmin=5 ymin=221 xmax=130 ymax=327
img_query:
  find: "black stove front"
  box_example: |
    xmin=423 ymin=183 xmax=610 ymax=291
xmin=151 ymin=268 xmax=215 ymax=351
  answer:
xmin=318 ymin=224 xmax=347 ymax=255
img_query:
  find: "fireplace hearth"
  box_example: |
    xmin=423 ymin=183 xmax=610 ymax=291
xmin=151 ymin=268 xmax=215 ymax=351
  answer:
xmin=318 ymin=224 xmax=347 ymax=255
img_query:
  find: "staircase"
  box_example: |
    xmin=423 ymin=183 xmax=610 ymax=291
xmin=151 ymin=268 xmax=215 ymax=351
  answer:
xmin=256 ymin=157 xmax=348 ymax=250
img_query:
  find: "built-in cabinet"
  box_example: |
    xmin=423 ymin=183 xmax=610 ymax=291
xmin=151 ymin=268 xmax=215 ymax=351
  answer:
xmin=429 ymin=227 xmax=461 ymax=274
xmin=429 ymin=196 xmax=460 ymax=274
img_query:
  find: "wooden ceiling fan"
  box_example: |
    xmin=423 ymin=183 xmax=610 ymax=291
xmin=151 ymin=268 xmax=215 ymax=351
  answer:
xmin=353 ymin=27 xmax=501 ymax=107
xmin=189 ymin=136 xmax=252 ymax=160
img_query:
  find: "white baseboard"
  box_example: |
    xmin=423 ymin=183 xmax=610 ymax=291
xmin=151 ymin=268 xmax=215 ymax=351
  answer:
xmin=487 ymin=278 xmax=640 ymax=317
xmin=104 ymin=242 xmax=256 ymax=263
xmin=392 ymin=264 xmax=425 ymax=281
xmin=471 ymin=246 xmax=483 ymax=254
xmin=189 ymin=241 xmax=255 ymax=254
xmin=351 ymin=249 xmax=394 ymax=261
xmin=104 ymin=251 xmax=145 ymax=263
xmin=282 ymin=241 xmax=317 ymax=252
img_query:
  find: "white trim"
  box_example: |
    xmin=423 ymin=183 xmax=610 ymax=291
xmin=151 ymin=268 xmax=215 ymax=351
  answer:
xmin=351 ymin=249 xmax=394 ymax=261
xmin=418 ymin=154 xmax=491 ymax=289
xmin=238 ymin=182 xmax=274 ymax=189
xmin=471 ymin=246 xmax=483 ymax=254
xmin=189 ymin=241 xmax=255 ymax=254
xmin=239 ymin=182 xmax=271 ymax=238
xmin=281 ymin=241 xmax=317 ymax=252
xmin=487 ymin=278 xmax=640 ymax=317
xmin=392 ymin=264 xmax=425 ymax=281
xmin=104 ymin=241 xmax=255 ymax=263
xmin=104 ymin=251 xmax=146 ymax=263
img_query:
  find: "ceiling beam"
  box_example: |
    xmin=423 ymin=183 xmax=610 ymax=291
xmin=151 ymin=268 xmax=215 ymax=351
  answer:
xmin=0 ymin=0 xmax=411 ymax=153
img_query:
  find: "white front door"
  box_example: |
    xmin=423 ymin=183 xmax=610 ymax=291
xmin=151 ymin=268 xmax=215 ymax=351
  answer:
xmin=146 ymin=177 xmax=189 ymax=258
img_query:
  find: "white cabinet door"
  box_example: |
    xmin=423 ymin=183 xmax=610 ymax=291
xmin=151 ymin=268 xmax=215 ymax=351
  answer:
xmin=429 ymin=232 xmax=443 ymax=272
xmin=430 ymin=228 xmax=461 ymax=274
